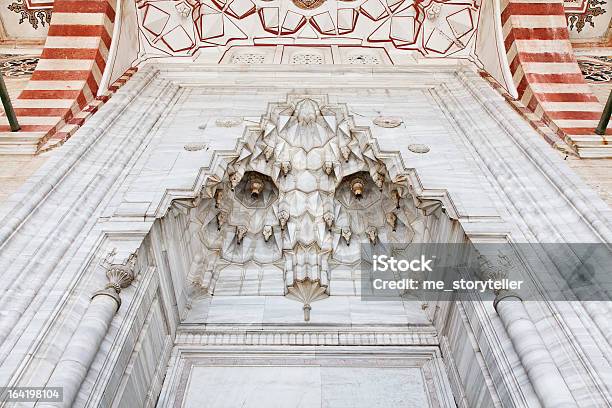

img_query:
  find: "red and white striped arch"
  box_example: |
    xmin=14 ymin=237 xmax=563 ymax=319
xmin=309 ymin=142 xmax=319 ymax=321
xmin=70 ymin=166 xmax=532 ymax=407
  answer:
xmin=501 ymin=0 xmax=610 ymax=157
xmin=1 ymin=0 xmax=609 ymax=157
xmin=0 ymin=0 xmax=116 ymax=153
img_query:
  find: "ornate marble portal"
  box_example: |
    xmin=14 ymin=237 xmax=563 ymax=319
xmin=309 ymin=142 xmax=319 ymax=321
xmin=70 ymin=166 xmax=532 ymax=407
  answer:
xmin=0 ymin=64 xmax=611 ymax=408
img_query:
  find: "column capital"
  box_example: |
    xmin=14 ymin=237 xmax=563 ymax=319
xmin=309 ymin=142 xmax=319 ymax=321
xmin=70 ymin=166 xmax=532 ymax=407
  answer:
xmin=104 ymin=252 xmax=137 ymax=292
xmin=92 ymin=251 xmax=138 ymax=311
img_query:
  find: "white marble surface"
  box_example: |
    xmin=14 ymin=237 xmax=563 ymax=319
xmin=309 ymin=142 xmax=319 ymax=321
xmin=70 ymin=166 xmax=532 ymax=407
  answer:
xmin=183 ymin=365 xmax=428 ymax=408
xmin=183 ymin=295 xmax=430 ymax=326
xmin=161 ymin=346 xmax=452 ymax=408
xmin=0 ymin=63 xmax=610 ymax=408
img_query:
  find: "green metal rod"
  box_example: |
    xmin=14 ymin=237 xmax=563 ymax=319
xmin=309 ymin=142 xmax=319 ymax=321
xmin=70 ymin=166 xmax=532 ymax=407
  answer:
xmin=0 ymin=72 xmax=20 ymax=132
xmin=595 ymin=89 xmax=612 ymax=136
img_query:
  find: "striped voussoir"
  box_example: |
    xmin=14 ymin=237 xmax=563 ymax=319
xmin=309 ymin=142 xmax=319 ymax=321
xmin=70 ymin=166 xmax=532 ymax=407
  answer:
xmin=501 ymin=0 xmax=611 ymax=158
xmin=0 ymin=0 xmax=116 ymax=154
xmin=480 ymin=71 xmax=577 ymax=156
xmin=37 ymin=67 xmax=138 ymax=152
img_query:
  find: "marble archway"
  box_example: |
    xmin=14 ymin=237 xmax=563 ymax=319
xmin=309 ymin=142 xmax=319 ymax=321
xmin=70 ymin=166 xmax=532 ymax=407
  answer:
xmin=150 ymin=93 xmax=462 ymax=407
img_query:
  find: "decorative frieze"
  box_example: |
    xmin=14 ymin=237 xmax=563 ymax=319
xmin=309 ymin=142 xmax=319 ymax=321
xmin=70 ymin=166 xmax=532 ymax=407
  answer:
xmin=175 ymin=328 xmax=439 ymax=346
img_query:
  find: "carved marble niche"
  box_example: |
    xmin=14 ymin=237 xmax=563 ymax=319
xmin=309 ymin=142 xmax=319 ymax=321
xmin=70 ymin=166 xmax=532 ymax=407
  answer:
xmin=166 ymin=95 xmax=455 ymax=321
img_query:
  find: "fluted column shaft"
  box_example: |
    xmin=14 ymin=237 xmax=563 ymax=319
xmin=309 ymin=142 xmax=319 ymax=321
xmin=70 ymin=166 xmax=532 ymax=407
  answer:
xmin=495 ymin=293 xmax=577 ymax=408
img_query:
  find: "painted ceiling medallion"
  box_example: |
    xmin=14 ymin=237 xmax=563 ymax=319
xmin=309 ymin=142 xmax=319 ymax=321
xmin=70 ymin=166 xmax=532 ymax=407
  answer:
xmin=292 ymin=0 xmax=326 ymax=10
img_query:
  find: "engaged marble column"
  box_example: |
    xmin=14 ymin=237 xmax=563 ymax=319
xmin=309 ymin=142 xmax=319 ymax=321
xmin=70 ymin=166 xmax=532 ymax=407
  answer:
xmin=494 ymin=291 xmax=577 ymax=408
xmin=38 ymin=253 xmax=137 ymax=408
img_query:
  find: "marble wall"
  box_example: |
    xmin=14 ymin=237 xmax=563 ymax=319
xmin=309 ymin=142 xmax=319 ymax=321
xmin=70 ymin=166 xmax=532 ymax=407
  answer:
xmin=0 ymin=63 xmax=611 ymax=407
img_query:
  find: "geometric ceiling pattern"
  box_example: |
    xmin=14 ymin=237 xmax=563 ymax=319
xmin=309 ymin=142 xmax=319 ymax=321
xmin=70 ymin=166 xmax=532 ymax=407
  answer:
xmin=136 ymin=0 xmax=478 ymax=58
